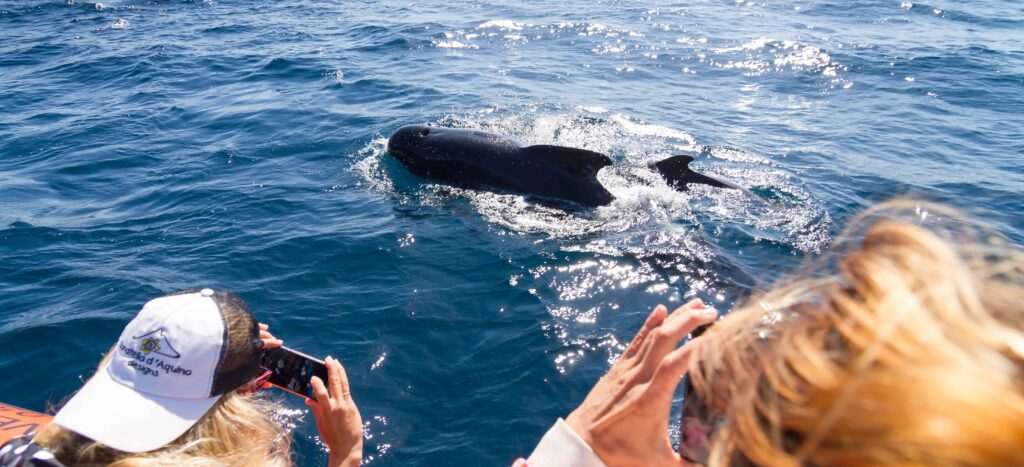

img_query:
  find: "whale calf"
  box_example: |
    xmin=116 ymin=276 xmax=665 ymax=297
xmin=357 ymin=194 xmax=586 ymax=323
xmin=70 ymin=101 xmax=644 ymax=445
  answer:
xmin=386 ymin=125 xmax=745 ymax=207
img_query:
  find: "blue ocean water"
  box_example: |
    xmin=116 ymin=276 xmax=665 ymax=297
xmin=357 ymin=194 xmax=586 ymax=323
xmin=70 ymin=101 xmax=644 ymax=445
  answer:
xmin=1 ymin=0 xmax=1021 ymax=464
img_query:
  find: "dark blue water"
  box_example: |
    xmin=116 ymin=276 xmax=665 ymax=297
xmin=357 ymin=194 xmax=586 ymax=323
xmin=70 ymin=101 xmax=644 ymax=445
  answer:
xmin=1 ymin=0 xmax=1022 ymax=464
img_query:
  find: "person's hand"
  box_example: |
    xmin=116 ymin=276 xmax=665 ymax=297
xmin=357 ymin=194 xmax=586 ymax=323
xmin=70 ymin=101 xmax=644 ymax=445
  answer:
xmin=259 ymin=323 xmax=283 ymax=349
xmin=566 ymin=299 xmax=717 ymax=467
xmin=307 ymin=356 xmax=363 ymax=467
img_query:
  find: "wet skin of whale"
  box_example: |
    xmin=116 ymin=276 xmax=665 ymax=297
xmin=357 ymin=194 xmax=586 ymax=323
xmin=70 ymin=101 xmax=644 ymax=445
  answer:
xmin=386 ymin=125 xmax=744 ymax=207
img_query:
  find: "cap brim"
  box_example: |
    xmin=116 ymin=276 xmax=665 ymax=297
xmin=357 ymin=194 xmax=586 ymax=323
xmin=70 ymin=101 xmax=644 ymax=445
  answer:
xmin=53 ymin=363 xmax=220 ymax=453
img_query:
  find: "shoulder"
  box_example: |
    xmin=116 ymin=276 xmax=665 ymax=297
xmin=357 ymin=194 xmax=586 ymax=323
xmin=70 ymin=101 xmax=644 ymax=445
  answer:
xmin=0 ymin=437 xmax=66 ymax=467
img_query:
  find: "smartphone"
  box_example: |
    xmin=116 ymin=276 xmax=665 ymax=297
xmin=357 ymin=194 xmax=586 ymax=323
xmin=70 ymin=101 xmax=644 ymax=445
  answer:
xmin=679 ymin=322 xmax=716 ymax=463
xmin=679 ymin=376 xmax=714 ymax=463
xmin=260 ymin=346 xmax=329 ymax=399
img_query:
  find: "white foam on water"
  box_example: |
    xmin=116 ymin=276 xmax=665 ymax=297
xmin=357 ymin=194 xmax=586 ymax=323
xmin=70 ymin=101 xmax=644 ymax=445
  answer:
xmin=432 ymin=40 xmax=479 ymax=50
xmin=476 ymin=20 xmax=527 ymax=31
xmin=350 ymin=135 xmax=394 ymax=193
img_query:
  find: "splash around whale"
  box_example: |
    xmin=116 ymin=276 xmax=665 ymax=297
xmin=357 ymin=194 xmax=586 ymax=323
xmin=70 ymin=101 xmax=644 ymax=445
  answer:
xmin=386 ymin=125 xmax=746 ymax=208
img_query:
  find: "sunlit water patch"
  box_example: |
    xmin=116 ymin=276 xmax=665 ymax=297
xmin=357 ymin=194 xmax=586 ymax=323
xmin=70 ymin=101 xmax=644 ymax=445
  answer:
xmin=432 ymin=15 xmax=851 ymax=90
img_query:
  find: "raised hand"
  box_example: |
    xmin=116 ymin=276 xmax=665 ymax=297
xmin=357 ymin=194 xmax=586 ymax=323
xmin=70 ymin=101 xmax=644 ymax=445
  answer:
xmin=566 ymin=300 xmax=717 ymax=467
xmin=307 ymin=356 xmax=363 ymax=467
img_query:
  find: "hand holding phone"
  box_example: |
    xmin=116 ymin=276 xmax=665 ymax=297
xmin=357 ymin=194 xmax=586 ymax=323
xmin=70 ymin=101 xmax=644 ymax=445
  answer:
xmin=257 ymin=337 xmax=362 ymax=467
xmin=260 ymin=346 xmax=329 ymax=399
xmin=307 ymin=356 xmax=363 ymax=467
xmin=565 ymin=302 xmax=717 ymax=467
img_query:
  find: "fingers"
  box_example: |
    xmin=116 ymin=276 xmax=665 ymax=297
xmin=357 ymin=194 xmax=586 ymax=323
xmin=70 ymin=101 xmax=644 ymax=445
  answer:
xmin=312 ymin=359 xmax=354 ymax=406
xmin=661 ymin=300 xmax=715 ymax=343
xmin=311 ymin=375 xmax=330 ymax=405
xmin=305 ymin=397 xmax=333 ymax=449
xmin=305 ymin=397 xmax=324 ymax=424
xmin=326 ymin=356 xmax=353 ymax=402
xmin=306 ymin=381 xmax=331 ymax=431
xmin=260 ymin=334 xmax=283 ymax=348
xmin=631 ymin=300 xmax=711 ymax=368
xmin=258 ymin=323 xmax=283 ymax=348
xmin=622 ymin=305 xmax=667 ymax=360
xmin=642 ymin=300 xmax=716 ymax=365
xmin=649 ymin=337 xmax=706 ymax=402
xmin=307 ymin=356 xmax=362 ymax=463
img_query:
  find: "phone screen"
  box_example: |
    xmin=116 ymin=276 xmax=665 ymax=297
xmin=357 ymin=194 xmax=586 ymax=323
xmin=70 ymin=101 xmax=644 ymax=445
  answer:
xmin=679 ymin=322 xmax=717 ymax=463
xmin=260 ymin=346 xmax=329 ymax=399
xmin=679 ymin=376 xmax=714 ymax=463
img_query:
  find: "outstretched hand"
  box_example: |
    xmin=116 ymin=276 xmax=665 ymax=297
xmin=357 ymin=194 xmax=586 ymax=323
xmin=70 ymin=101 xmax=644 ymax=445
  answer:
xmin=566 ymin=299 xmax=716 ymax=467
xmin=307 ymin=357 xmax=363 ymax=467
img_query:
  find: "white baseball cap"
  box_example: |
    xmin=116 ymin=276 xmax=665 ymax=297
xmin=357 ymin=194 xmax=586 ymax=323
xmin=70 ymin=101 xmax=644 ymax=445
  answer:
xmin=53 ymin=288 xmax=263 ymax=453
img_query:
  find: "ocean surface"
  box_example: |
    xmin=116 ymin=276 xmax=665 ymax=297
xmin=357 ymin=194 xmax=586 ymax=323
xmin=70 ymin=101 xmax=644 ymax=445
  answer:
xmin=1 ymin=0 xmax=1021 ymax=464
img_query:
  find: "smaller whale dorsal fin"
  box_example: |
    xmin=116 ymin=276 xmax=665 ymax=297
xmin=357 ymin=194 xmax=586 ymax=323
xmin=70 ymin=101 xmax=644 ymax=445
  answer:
xmin=523 ymin=145 xmax=613 ymax=178
xmin=652 ymin=154 xmax=695 ymax=174
xmin=653 ymin=154 xmax=752 ymax=194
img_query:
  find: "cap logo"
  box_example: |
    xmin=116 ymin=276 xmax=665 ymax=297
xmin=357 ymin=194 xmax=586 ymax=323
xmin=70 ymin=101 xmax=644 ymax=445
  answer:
xmin=118 ymin=329 xmax=193 ymax=378
xmin=132 ymin=329 xmax=181 ymax=359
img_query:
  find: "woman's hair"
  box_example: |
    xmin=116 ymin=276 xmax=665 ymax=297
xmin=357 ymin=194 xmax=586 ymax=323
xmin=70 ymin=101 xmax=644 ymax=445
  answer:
xmin=36 ymin=391 xmax=291 ymax=466
xmin=36 ymin=289 xmax=293 ymax=466
xmin=690 ymin=200 xmax=1024 ymax=466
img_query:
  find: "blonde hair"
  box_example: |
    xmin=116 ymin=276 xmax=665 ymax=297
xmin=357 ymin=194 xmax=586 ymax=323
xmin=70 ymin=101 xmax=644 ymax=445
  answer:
xmin=36 ymin=391 xmax=292 ymax=466
xmin=691 ymin=200 xmax=1024 ymax=466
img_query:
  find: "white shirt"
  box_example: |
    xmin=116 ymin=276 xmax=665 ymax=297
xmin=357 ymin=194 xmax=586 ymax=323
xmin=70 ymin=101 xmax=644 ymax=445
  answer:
xmin=525 ymin=418 xmax=606 ymax=467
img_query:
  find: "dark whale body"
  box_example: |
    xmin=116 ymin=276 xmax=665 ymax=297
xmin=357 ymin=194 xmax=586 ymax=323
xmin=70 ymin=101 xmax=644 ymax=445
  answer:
xmin=386 ymin=125 xmax=744 ymax=207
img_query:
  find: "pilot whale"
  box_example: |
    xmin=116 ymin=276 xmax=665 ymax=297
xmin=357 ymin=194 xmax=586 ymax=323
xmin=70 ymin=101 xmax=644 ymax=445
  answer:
xmin=386 ymin=125 xmax=746 ymax=207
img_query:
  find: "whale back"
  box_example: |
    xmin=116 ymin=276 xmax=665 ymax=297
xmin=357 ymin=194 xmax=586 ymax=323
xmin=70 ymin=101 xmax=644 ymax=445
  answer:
xmin=516 ymin=145 xmax=615 ymax=206
xmin=388 ymin=125 xmax=617 ymax=207
xmin=521 ymin=145 xmax=613 ymax=178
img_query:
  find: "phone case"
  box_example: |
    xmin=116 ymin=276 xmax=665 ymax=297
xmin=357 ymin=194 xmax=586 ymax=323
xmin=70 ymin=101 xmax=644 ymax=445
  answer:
xmin=261 ymin=346 xmax=329 ymax=399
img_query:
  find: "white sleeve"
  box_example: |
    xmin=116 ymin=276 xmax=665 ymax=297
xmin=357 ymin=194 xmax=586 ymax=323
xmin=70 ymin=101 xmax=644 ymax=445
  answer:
xmin=525 ymin=418 xmax=606 ymax=467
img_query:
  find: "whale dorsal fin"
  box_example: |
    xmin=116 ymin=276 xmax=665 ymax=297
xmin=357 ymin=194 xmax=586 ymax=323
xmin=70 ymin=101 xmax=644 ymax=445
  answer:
xmin=654 ymin=154 xmax=748 ymax=192
xmin=653 ymin=154 xmax=695 ymax=175
xmin=523 ymin=145 xmax=613 ymax=178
